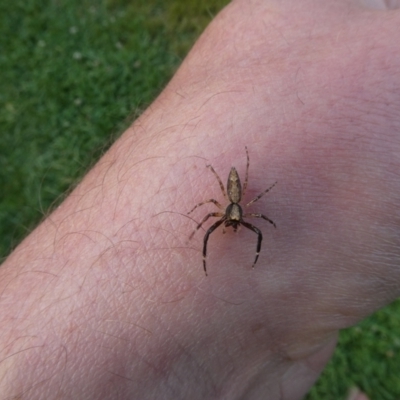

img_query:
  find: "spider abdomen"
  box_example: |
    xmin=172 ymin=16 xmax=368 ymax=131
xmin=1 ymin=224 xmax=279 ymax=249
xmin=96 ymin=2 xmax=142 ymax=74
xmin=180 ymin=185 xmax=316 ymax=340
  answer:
xmin=227 ymin=167 xmax=242 ymax=203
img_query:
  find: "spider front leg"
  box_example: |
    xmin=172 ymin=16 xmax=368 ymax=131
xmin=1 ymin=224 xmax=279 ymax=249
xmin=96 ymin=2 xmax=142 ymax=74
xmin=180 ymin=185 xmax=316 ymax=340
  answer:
xmin=244 ymin=213 xmax=276 ymax=228
xmin=241 ymin=221 xmax=263 ymax=268
xmin=242 ymin=146 xmax=250 ymax=197
xmin=189 ymin=212 xmax=224 ymax=240
xmin=202 ymin=218 xmax=226 ymax=276
xmin=187 ymin=199 xmax=224 ymax=215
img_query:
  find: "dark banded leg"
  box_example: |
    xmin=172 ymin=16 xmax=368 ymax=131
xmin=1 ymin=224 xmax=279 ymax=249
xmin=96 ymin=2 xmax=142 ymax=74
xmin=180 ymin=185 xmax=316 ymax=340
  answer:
xmin=203 ymin=218 xmax=225 ymax=276
xmin=241 ymin=221 xmax=262 ymax=268
xmin=189 ymin=212 xmax=224 ymax=240
xmin=187 ymin=199 xmax=224 ymax=215
xmin=207 ymin=164 xmax=227 ymax=198
xmin=243 ymin=213 xmax=276 ymax=228
xmin=246 ymin=181 xmax=277 ymax=207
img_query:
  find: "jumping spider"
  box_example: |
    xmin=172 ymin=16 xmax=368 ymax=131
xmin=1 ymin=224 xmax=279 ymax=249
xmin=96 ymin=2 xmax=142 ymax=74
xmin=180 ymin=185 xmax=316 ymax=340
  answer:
xmin=188 ymin=147 xmax=276 ymax=276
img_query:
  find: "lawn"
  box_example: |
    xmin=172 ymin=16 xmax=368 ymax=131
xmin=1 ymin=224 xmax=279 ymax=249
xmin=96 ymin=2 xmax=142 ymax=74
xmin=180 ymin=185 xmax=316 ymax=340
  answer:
xmin=1 ymin=0 xmax=399 ymax=398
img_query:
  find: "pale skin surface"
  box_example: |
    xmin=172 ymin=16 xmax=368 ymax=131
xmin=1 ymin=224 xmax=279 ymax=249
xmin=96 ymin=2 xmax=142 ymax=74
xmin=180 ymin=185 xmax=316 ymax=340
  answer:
xmin=1 ymin=0 xmax=400 ymax=398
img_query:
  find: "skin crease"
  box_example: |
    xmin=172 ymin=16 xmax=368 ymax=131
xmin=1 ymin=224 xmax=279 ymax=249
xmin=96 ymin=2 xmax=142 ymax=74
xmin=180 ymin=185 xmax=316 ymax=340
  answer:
xmin=1 ymin=0 xmax=400 ymax=398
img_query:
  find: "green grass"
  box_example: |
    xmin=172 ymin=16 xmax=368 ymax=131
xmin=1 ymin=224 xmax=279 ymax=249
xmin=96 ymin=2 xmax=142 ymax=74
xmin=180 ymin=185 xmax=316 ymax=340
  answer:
xmin=0 ymin=0 xmax=228 ymax=257
xmin=1 ymin=1 xmax=400 ymax=398
xmin=307 ymin=300 xmax=400 ymax=400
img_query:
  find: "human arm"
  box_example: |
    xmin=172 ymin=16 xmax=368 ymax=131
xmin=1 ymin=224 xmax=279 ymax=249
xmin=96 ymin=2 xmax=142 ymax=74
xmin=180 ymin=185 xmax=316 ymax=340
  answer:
xmin=1 ymin=0 xmax=400 ymax=398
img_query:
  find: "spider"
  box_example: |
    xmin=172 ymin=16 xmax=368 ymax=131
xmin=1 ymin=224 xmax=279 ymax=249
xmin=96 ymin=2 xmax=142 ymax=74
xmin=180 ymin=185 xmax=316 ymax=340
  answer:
xmin=188 ymin=147 xmax=276 ymax=276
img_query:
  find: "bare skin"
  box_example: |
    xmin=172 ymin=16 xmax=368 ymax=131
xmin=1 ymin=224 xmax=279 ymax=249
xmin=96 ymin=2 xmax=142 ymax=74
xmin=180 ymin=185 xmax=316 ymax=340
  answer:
xmin=1 ymin=0 xmax=400 ymax=398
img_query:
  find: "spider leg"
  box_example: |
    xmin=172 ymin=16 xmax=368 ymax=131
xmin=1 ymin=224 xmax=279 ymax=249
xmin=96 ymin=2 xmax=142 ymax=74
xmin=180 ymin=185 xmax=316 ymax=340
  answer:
xmin=189 ymin=212 xmax=224 ymax=240
xmin=187 ymin=199 xmax=224 ymax=215
xmin=246 ymin=181 xmax=277 ymax=207
xmin=207 ymin=164 xmax=227 ymax=198
xmin=203 ymin=218 xmax=226 ymax=276
xmin=240 ymin=220 xmax=263 ymax=269
xmin=242 ymin=146 xmax=250 ymax=197
xmin=243 ymin=213 xmax=276 ymax=228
